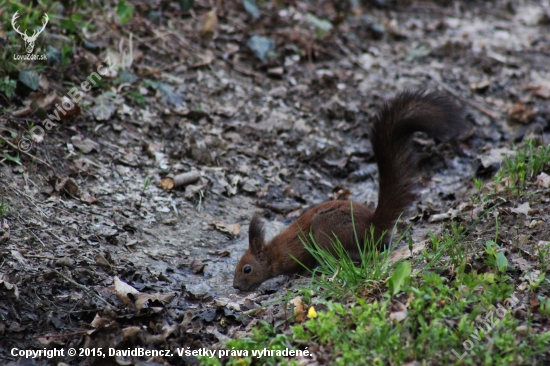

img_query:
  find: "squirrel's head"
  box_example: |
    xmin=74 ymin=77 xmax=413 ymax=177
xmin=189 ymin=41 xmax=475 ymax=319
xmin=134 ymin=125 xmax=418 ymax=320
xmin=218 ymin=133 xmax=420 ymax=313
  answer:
xmin=233 ymin=215 xmax=271 ymax=291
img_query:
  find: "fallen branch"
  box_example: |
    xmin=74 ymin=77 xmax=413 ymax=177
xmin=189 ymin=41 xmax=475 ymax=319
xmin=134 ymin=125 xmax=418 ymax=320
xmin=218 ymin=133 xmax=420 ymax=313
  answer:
xmin=0 ymin=136 xmax=53 ymax=169
xmin=159 ymin=171 xmax=201 ymax=190
xmin=424 ymin=71 xmax=499 ymax=120
xmin=34 ymin=330 xmax=90 ymax=339
xmin=52 ymin=269 xmax=112 ymax=308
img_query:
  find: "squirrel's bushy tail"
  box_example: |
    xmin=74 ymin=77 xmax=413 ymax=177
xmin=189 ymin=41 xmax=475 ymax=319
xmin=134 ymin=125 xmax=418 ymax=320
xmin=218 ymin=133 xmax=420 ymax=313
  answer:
xmin=370 ymin=90 xmax=466 ymax=234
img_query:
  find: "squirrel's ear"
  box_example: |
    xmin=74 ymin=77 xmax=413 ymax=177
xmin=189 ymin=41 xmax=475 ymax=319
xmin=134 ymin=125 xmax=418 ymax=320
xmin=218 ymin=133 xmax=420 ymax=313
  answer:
xmin=249 ymin=214 xmax=266 ymax=257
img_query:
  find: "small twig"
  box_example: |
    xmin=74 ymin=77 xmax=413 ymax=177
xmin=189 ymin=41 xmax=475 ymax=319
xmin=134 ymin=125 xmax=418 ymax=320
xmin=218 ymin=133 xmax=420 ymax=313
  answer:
xmin=23 ymin=254 xmax=56 ymax=259
xmin=171 ymin=199 xmax=179 ymax=216
xmin=135 ymin=30 xmax=176 ymax=44
xmin=217 ymin=0 xmax=225 ymax=18
xmin=221 ymin=58 xmax=263 ymax=79
xmin=424 ymin=71 xmax=499 ymax=120
xmin=334 ymin=39 xmax=370 ymax=74
xmin=267 ymin=30 xmax=341 ymax=59
xmin=226 ymin=95 xmax=253 ymax=118
xmin=307 ymin=41 xmax=314 ymax=70
xmin=80 ymin=157 xmax=106 ymax=170
xmin=140 ymin=62 xmax=192 ymax=77
xmin=51 ymin=269 xmax=112 ymax=307
xmin=196 ymin=190 xmax=204 ymax=212
xmin=119 ymin=28 xmax=172 ymax=56
xmin=9 ymin=185 xmax=48 ymax=217
xmin=232 ymin=148 xmax=270 ymax=160
xmin=46 ymin=229 xmax=68 ymax=245
xmin=67 ymin=309 xmax=100 ymax=314
xmin=158 ymin=59 xmax=189 ymax=73
xmin=120 ymin=122 xmax=141 ymax=139
xmin=0 ymin=135 xmax=53 ymax=168
xmin=35 ymin=330 xmax=90 ymax=339
xmin=29 ymin=230 xmax=46 ymax=247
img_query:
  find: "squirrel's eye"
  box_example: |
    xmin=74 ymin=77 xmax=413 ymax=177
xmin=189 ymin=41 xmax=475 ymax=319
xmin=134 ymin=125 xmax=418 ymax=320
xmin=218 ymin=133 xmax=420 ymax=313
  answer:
xmin=243 ymin=265 xmax=252 ymax=274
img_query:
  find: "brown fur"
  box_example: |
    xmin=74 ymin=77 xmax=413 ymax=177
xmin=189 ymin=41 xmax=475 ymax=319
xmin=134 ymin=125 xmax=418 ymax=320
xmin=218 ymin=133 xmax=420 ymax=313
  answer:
xmin=233 ymin=90 xmax=466 ymax=291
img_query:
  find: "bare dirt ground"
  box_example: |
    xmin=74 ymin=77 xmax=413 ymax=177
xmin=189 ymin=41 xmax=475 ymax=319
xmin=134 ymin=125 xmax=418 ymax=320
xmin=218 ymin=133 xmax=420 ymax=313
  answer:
xmin=1 ymin=0 xmax=550 ymax=364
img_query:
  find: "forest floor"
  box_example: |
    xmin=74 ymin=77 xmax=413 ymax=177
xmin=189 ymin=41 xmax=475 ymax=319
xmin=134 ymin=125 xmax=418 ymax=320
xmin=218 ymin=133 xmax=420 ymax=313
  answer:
xmin=1 ymin=0 xmax=550 ymax=365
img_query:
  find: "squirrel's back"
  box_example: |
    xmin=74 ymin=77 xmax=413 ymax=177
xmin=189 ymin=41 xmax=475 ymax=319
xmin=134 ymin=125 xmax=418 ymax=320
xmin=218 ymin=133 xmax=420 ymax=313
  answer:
xmin=370 ymin=90 xmax=466 ymax=235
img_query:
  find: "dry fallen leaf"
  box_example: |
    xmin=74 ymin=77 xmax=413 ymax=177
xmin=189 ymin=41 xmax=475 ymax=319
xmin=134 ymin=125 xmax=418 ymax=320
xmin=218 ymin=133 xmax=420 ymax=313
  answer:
xmin=511 ymin=202 xmax=531 ymax=216
xmin=512 ymin=257 xmax=532 ymax=272
xmin=211 ymin=221 xmax=241 ymax=237
xmin=111 ymin=276 xmax=175 ymax=310
xmin=184 ymin=181 xmax=208 ymax=199
xmin=207 ymin=250 xmax=230 ymax=258
xmin=13 ymin=91 xmax=59 ymax=117
xmin=121 ymin=326 xmax=141 ymax=341
xmin=479 ymin=147 xmax=516 ymax=169
xmin=536 ymin=172 xmax=550 ymax=188
xmin=470 ymin=79 xmax=491 ymax=91
xmin=90 ymin=314 xmax=104 ymax=328
xmin=71 ymin=135 xmax=99 ymax=154
xmin=113 ymin=276 xmax=139 ymax=305
xmin=508 ymin=103 xmax=538 ymax=124
xmin=526 ymin=80 xmax=550 ymax=99
xmin=286 ymin=208 xmax=302 ymax=218
xmin=389 ymin=240 xmax=427 ymax=264
xmin=0 ymin=276 xmax=19 ymax=300
xmin=256 ymin=200 xmax=302 ymax=215
xmin=189 ymin=258 xmax=206 ymax=274
xmin=33 ymin=91 xmax=60 ymax=113
xmin=192 ymin=50 xmax=215 ymax=68
xmin=55 ymin=177 xmax=79 ymax=197
xmin=91 ymin=93 xmax=116 ymax=121
xmin=290 ymin=296 xmax=306 ymax=322
xmin=0 ymin=219 xmax=10 ymax=243
xmin=80 ymin=191 xmax=98 ymax=204
xmin=429 ymin=213 xmax=451 ymax=223
xmin=95 ymin=253 xmax=112 ymax=268
xmin=389 ymin=302 xmax=408 ymax=322
xmin=134 ymin=291 xmax=176 ymax=310
xmin=200 ymin=8 xmax=218 ymax=41
xmin=332 ymin=188 xmax=351 ymax=200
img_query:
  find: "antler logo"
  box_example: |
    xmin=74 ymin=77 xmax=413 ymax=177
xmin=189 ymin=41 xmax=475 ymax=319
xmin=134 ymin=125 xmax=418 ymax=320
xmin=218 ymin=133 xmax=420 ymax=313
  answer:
xmin=12 ymin=11 xmax=49 ymax=54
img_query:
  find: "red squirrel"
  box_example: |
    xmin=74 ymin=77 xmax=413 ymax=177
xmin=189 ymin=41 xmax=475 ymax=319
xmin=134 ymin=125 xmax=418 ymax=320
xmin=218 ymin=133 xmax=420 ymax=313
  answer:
xmin=233 ymin=90 xmax=466 ymax=291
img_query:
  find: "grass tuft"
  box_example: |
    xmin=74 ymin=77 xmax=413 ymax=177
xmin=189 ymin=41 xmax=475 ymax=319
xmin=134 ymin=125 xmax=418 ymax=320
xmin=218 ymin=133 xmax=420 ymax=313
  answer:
xmin=495 ymin=139 xmax=550 ymax=192
xmin=291 ymin=201 xmax=407 ymax=297
xmin=0 ymin=196 xmax=7 ymax=218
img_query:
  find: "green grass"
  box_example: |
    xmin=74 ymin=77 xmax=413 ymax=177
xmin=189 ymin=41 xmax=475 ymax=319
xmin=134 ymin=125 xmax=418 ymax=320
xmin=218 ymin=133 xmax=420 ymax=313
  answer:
xmin=537 ymin=243 xmax=550 ymax=272
xmin=471 ymin=139 xmax=550 ymax=202
xmin=0 ymin=196 xmax=7 ymax=218
xmin=0 ymin=76 xmax=17 ymax=98
xmin=294 ymin=224 xmax=395 ymax=297
xmin=202 ymin=267 xmax=550 ymax=365
xmin=295 ymin=274 xmax=547 ymax=365
xmin=494 ymin=139 xmax=550 ymax=193
xmin=289 ymin=202 xmax=411 ymax=297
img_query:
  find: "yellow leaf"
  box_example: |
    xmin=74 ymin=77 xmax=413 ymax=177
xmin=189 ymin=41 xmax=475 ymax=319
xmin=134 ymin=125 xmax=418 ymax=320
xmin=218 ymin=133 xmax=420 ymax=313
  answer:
xmin=307 ymin=306 xmax=317 ymax=319
xmin=200 ymin=8 xmax=218 ymax=41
